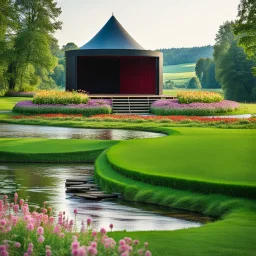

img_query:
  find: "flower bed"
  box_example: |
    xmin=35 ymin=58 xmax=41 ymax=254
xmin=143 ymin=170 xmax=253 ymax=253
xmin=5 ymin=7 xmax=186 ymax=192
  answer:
xmin=13 ymin=100 xmax=112 ymax=116
xmin=89 ymin=114 xmax=255 ymax=124
xmin=33 ymin=90 xmax=89 ymax=104
xmin=151 ymin=99 xmax=240 ymax=116
xmin=0 ymin=194 xmax=151 ymax=256
xmin=177 ymin=92 xmax=223 ymax=104
xmin=11 ymin=113 xmax=256 ymax=125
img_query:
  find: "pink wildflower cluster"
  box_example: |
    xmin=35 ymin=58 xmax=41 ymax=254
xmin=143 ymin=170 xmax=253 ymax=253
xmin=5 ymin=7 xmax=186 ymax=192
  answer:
xmin=0 ymin=194 xmax=152 ymax=255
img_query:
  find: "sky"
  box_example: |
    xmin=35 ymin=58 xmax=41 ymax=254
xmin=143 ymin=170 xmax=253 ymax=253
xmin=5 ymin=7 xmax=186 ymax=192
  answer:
xmin=55 ymin=0 xmax=241 ymax=50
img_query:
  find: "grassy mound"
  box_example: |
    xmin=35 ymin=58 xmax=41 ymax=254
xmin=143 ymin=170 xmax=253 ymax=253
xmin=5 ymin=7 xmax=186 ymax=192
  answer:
xmin=95 ymin=152 xmax=256 ymax=256
xmin=0 ymin=138 xmax=117 ymax=163
xmin=106 ymin=128 xmax=256 ymax=198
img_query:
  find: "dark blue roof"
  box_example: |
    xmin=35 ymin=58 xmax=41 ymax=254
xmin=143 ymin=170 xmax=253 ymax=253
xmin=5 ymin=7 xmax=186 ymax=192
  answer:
xmin=80 ymin=16 xmax=144 ymax=50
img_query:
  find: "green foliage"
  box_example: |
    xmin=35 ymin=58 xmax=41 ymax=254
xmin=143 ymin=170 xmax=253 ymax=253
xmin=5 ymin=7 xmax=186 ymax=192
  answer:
xmin=163 ymin=80 xmax=175 ymax=89
xmin=195 ymin=58 xmax=220 ymax=88
xmin=187 ymin=77 xmax=201 ymax=89
xmin=234 ymin=0 xmax=256 ymax=75
xmin=214 ymin=21 xmax=256 ymax=102
xmin=33 ymin=91 xmax=89 ymax=105
xmin=0 ymin=0 xmax=62 ymax=93
xmin=159 ymin=46 xmax=213 ymax=65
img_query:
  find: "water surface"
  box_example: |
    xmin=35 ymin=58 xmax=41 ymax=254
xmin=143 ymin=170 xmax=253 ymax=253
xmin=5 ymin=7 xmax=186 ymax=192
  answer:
xmin=0 ymin=164 xmax=212 ymax=231
xmin=0 ymin=124 xmax=164 ymax=140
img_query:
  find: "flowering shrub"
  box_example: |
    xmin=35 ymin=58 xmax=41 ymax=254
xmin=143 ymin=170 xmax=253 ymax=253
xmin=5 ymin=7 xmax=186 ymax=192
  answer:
xmin=13 ymin=100 xmax=112 ymax=116
xmin=177 ymin=92 xmax=224 ymax=104
xmin=151 ymin=99 xmax=239 ymax=116
xmin=13 ymin=114 xmax=84 ymax=120
xmin=0 ymin=194 xmax=151 ymax=256
xmin=33 ymin=91 xmax=89 ymax=105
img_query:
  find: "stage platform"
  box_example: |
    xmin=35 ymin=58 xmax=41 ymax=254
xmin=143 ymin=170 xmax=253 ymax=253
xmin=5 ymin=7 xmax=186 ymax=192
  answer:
xmin=89 ymin=94 xmax=176 ymax=114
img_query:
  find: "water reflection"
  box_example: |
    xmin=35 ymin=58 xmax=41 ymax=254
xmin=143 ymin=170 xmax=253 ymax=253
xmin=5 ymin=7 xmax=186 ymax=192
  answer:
xmin=0 ymin=124 xmax=165 ymax=140
xmin=0 ymin=164 xmax=212 ymax=231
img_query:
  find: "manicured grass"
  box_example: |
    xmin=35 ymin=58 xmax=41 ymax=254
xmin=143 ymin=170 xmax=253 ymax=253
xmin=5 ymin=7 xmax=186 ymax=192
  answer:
xmin=95 ymin=151 xmax=256 ymax=256
xmin=107 ymin=128 xmax=256 ymax=197
xmin=0 ymin=97 xmax=32 ymax=110
xmin=0 ymin=138 xmax=118 ymax=162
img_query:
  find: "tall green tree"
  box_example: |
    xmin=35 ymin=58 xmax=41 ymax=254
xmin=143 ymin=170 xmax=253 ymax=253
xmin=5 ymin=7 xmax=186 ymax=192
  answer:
xmin=0 ymin=0 xmax=18 ymax=93
xmin=234 ymin=0 xmax=256 ymax=75
xmin=5 ymin=0 xmax=62 ymax=91
xmin=214 ymin=21 xmax=256 ymax=102
xmin=195 ymin=58 xmax=220 ymax=88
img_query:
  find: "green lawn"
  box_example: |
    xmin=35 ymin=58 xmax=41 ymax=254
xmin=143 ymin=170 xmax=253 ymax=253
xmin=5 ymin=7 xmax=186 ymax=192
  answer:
xmin=0 ymin=138 xmax=117 ymax=153
xmin=106 ymin=128 xmax=256 ymax=197
xmin=0 ymin=138 xmax=118 ymax=163
xmin=0 ymin=97 xmax=32 ymax=110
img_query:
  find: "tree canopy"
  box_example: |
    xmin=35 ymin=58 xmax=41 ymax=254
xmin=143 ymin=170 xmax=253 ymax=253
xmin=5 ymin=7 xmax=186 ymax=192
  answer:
xmin=187 ymin=77 xmax=201 ymax=89
xmin=214 ymin=21 xmax=256 ymax=102
xmin=234 ymin=0 xmax=256 ymax=75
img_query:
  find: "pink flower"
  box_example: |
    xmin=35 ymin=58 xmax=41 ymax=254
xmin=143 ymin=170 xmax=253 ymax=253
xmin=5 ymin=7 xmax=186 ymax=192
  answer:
xmin=92 ymin=230 xmax=97 ymax=237
xmin=14 ymin=242 xmax=21 ymax=248
xmin=71 ymin=241 xmax=80 ymax=250
xmin=145 ymin=251 xmax=152 ymax=256
xmin=87 ymin=246 xmax=97 ymax=255
xmin=37 ymin=226 xmax=44 ymax=235
xmin=27 ymin=223 xmax=34 ymax=231
xmin=144 ymin=242 xmax=148 ymax=248
xmin=38 ymin=235 xmax=45 ymax=243
xmin=109 ymin=223 xmax=113 ymax=230
xmin=87 ymin=217 xmax=92 ymax=226
xmin=46 ymin=249 xmax=52 ymax=256
xmin=134 ymin=240 xmax=139 ymax=245
xmin=0 ymin=219 xmax=6 ymax=226
xmin=77 ymin=246 xmax=86 ymax=256
xmin=90 ymin=242 xmax=97 ymax=248
xmin=100 ymin=228 xmax=106 ymax=235
xmin=19 ymin=199 xmax=24 ymax=206
xmin=119 ymin=240 xmax=125 ymax=246
xmin=53 ymin=225 xmax=61 ymax=234
xmin=74 ymin=208 xmax=78 ymax=215
xmin=49 ymin=216 xmax=54 ymax=224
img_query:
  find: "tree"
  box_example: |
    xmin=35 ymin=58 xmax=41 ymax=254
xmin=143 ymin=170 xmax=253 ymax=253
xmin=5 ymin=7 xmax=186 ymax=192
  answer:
xmin=187 ymin=77 xmax=201 ymax=89
xmin=61 ymin=42 xmax=78 ymax=52
xmin=234 ymin=0 xmax=256 ymax=75
xmin=163 ymin=80 xmax=175 ymax=89
xmin=214 ymin=21 xmax=256 ymax=102
xmin=195 ymin=58 xmax=220 ymax=88
xmin=5 ymin=0 xmax=62 ymax=91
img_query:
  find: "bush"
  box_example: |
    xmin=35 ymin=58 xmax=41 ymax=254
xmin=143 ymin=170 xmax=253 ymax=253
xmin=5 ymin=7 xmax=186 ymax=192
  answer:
xmin=4 ymin=90 xmax=35 ymax=97
xmin=150 ymin=99 xmax=239 ymax=116
xmin=33 ymin=90 xmax=89 ymax=105
xmin=187 ymin=77 xmax=202 ymax=89
xmin=13 ymin=100 xmax=112 ymax=116
xmin=177 ymin=91 xmax=223 ymax=104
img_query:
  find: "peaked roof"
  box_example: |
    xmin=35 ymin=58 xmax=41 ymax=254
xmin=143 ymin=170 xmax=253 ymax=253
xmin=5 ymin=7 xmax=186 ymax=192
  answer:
xmin=80 ymin=15 xmax=144 ymax=50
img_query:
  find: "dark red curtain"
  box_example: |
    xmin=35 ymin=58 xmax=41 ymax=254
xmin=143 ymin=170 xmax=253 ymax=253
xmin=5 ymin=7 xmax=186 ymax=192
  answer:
xmin=120 ymin=57 xmax=156 ymax=94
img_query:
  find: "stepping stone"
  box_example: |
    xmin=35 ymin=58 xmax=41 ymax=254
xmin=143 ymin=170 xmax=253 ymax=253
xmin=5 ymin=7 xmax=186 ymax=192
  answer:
xmin=65 ymin=182 xmax=86 ymax=187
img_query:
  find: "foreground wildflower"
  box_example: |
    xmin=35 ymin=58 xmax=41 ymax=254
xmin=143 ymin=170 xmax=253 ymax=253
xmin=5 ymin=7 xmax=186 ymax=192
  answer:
xmin=0 ymin=194 xmax=151 ymax=255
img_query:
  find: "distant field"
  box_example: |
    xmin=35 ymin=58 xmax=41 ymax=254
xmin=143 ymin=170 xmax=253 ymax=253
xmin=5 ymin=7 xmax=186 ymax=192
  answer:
xmin=163 ymin=63 xmax=196 ymax=86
